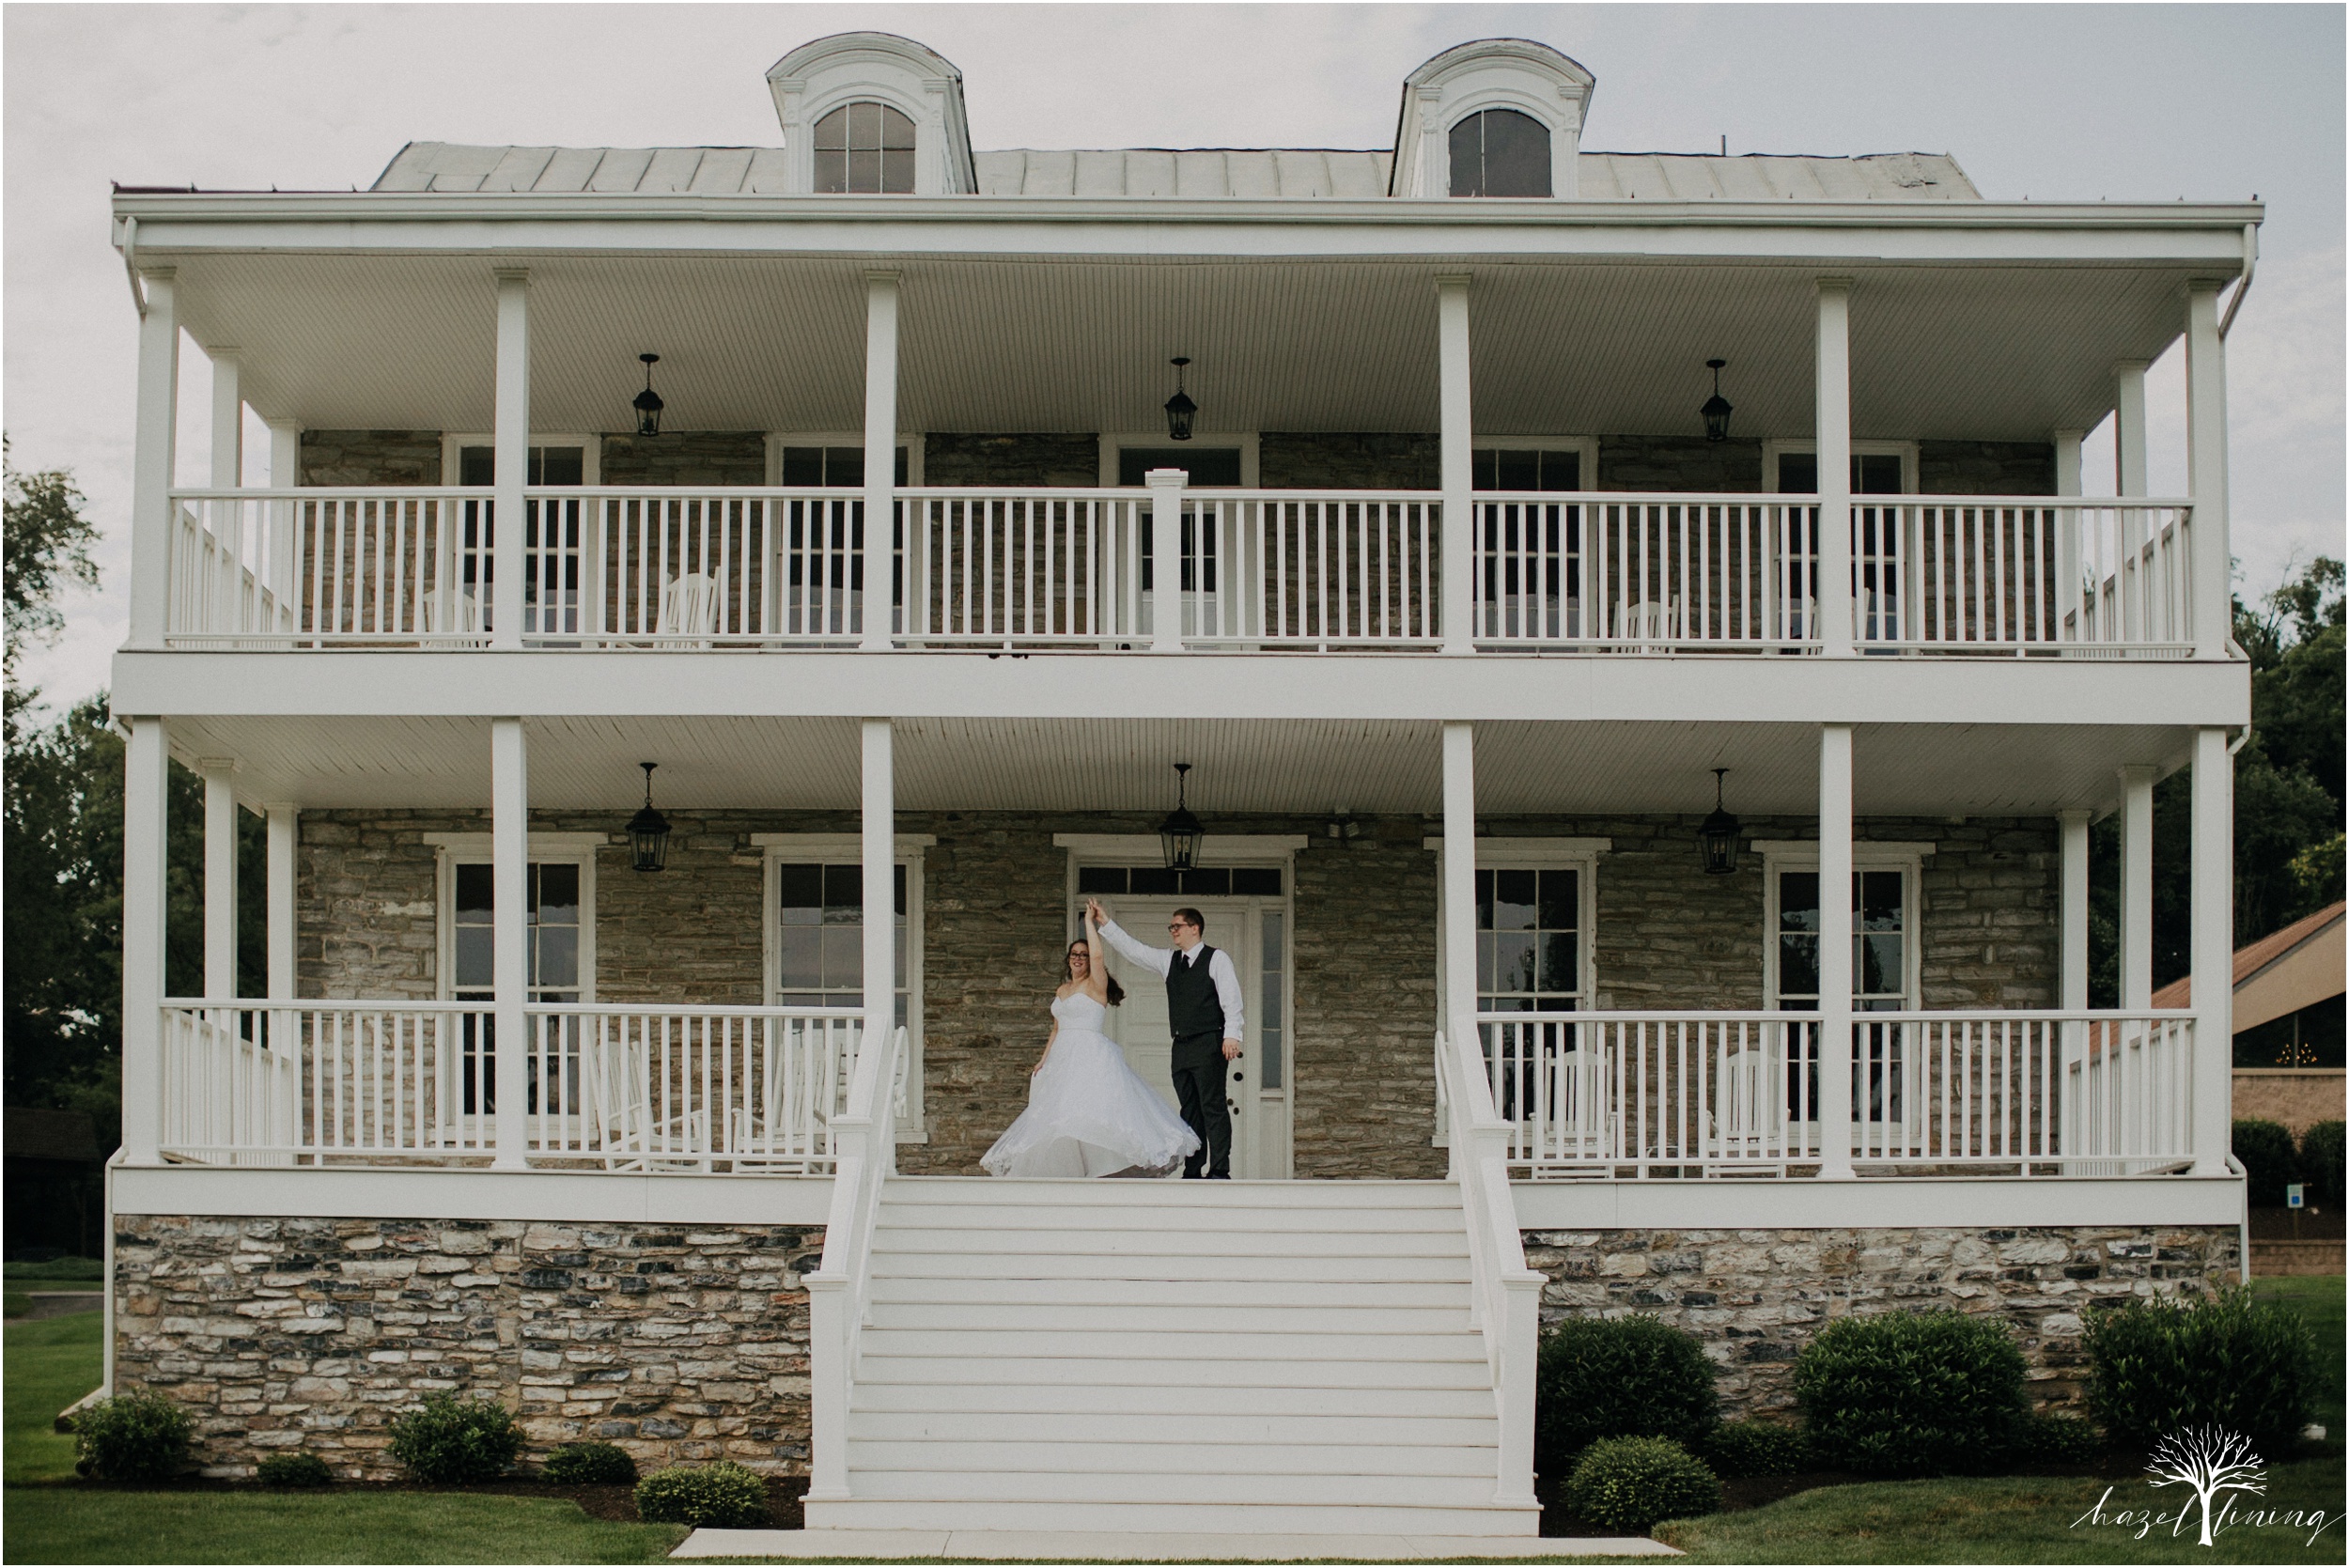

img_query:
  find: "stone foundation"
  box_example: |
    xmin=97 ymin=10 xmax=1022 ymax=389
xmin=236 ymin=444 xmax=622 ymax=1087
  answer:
xmin=112 ymin=1215 xmax=822 ymax=1480
xmin=1518 ymin=1223 xmax=2239 ymax=1419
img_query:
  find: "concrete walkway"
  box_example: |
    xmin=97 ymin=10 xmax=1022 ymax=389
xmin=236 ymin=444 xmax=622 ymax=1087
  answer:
xmin=673 ymin=1528 xmax=1680 ymax=1560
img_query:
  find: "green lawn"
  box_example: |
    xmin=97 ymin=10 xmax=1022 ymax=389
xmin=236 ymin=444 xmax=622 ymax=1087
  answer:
xmin=5 ymin=1310 xmax=101 ymax=1484
xmin=4 ymin=1491 xmax=687 ymax=1564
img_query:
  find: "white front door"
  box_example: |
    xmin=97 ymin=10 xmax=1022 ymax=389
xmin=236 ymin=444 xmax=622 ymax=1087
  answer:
xmin=1084 ymin=898 xmax=1291 ymax=1179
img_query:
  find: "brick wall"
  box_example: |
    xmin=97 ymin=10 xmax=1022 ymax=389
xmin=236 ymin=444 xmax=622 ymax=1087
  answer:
xmin=922 ymin=434 xmax=1101 ymax=487
xmin=1518 ymin=1224 xmax=2238 ymax=1420
xmin=599 ymin=433 xmax=767 ymax=486
xmin=112 ymin=1215 xmax=821 ymax=1479
xmin=299 ymin=431 xmax=442 ymax=487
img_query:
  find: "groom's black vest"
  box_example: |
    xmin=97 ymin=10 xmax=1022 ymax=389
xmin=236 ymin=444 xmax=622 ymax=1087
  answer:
xmin=1165 ymin=945 xmax=1225 ymax=1044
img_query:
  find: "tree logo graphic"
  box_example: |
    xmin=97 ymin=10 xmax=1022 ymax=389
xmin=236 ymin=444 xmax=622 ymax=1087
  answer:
xmin=2146 ymin=1425 xmax=2267 ymax=1547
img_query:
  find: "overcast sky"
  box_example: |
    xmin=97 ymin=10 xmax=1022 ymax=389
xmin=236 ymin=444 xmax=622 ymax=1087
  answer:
xmin=5 ymin=3 xmax=2341 ymax=712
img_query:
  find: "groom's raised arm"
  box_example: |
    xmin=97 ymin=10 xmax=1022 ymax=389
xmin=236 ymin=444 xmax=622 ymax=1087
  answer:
xmin=1095 ymin=914 xmax=1174 ymax=978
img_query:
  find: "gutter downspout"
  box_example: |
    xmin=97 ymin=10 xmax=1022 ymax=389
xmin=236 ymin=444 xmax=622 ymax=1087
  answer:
xmin=2219 ymin=222 xmax=2258 ymax=338
xmin=118 ymin=214 xmax=148 ymax=318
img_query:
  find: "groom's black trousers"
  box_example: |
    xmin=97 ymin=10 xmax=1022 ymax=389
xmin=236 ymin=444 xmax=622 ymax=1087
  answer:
xmin=1169 ymin=1031 xmax=1232 ymax=1179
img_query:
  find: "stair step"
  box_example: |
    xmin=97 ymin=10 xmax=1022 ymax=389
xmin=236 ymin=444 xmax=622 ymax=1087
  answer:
xmin=803 ymin=1498 xmax=1537 ymax=1536
xmin=859 ymin=1327 xmax=1487 ymax=1362
xmin=871 ymin=1251 xmax=1470 ymax=1283
xmin=867 ymin=1275 xmax=1471 ymax=1311
xmin=844 ymin=1439 xmax=1495 ymax=1478
xmin=847 ymin=1410 xmax=1499 ymax=1447
xmin=848 ymin=1382 xmax=1499 ymax=1420
xmin=856 ymin=1356 xmax=1488 ymax=1390
xmin=865 ymin=1300 xmax=1472 ymax=1334
xmin=873 ymin=1227 xmax=1468 ymax=1259
xmin=841 ymin=1468 xmax=1497 ymax=1509
xmin=876 ymin=1202 xmax=1465 ymax=1233
xmin=886 ymin=1177 xmax=1463 ymax=1209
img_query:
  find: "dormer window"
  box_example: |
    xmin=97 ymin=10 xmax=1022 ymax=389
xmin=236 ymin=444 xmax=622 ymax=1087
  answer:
xmin=814 ymin=101 xmax=917 ymax=194
xmin=1449 ymin=108 xmax=1551 ymax=197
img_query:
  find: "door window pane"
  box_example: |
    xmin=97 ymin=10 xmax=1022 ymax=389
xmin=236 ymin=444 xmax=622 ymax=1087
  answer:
xmin=1259 ymin=911 xmax=1285 ymax=1091
xmin=1449 ymin=108 xmax=1551 ymax=197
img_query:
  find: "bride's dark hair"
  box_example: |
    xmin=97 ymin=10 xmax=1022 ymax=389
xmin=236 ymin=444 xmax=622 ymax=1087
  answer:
xmin=1066 ymin=938 xmax=1124 ymax=1005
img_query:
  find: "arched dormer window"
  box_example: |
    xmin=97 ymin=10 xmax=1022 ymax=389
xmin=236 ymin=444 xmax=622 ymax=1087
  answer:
xmin=814 ymin=101 xmax=918 ymax=194
xmin=1449 ymin=108 xmax=1551 ymax=196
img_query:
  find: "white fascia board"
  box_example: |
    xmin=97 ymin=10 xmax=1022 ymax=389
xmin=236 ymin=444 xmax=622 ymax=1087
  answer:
xmin=113 ymin=1162 xmax=833 ymax=1225
xmin=1512 ymin=1174 xmax=2244 ymax=1230
xmin=113 ymin=649 xmax=2253 ymax=730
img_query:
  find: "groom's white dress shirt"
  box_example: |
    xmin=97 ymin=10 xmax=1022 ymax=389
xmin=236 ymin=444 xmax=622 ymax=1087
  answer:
xmin=1097 ymin=919 xmax=1246 ymax=1041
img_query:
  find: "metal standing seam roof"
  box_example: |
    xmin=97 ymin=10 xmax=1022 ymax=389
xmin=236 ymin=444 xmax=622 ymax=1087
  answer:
xmin=370 ymin=141 xmax=1982 ymax=200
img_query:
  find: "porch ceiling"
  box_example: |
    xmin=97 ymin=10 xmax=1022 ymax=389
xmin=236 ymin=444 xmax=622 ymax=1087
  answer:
xmin=163 ymin=251 xmax=2200 ymax=445
xmin=166 ymin=714 xmax=2189 ymax=818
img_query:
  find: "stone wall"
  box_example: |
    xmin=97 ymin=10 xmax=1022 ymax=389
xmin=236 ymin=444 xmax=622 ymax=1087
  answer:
xmin=599 ymin=433 xmax=767 ymax=487
xmin=922 ymin=433 xmax=1101 ymax=487
xmin=1518 ymin=1224 xmax=2238 ymax=1420
xmin=1260 ymin=433 xmax=1439 ymax=490
xmin=1596 ymin=436 xmax=1766 ymax=493
xmin=299 ymin=431 xmax=442 ymax=487
xmin=1919 ymin=441 xmax=2056 ymax=496
xmin=112 ymin=1215 xmax=821 ymax=1479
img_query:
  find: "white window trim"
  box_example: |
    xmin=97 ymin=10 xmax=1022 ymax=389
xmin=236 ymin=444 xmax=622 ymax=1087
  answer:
xmin=1762 ymin=439 xmax=1920 ymax=495
xmin=1471 ymin=435 xmax=1602 ymax=489
xmin=756 ymin=832 xmax=934 ymax=1141
xmin=1757 ymin=840 xmax=1933 ymax=1009
xmin=441 ymin=435 xmax=602 ymax=487
xmin=426 ymin=832 xmax=601 ymax=1004
xmin=1098 ymin=432 xmax=1261 ymax=488
xmin=763 ymin=433 xmax=926 ymax=487
xmin=1424 ymin=835 xmax=1609 ymax=1015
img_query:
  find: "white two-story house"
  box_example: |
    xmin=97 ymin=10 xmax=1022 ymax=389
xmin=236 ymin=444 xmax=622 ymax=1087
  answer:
xmin=106 ymin=31 xmax=2253 ymax=1545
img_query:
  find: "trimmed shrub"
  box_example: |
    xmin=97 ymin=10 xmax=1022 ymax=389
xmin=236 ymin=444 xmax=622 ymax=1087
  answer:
xmin=2084 ymin=1288 xmax=2318 ymax=1451
xmin=2011 ymin=1410 xmax=2103 ymax=1466
xmin=1535 ymin=1315 xmax=1719 ymax=1473
xmin=1793 ymin=1311 xmax=2027 ymax=1477
xmin=542 ymin=1442 xmax=638 ymax=1486
xmin=385 ymin=1393 xmax=522 ymax=1484
xmin=2233 ymin=1118 xmax=2299 ymax=1206
xmin=256 ymin=1452 xmax=334 ymax=1488
xmin=2302 ymin=1120 xmax=2345 ymax=1208
xmin=71 ymin=1389 xmax=192 ymax=1482
xmin=1701 ymin=1419 xmax=1812 ymax=1478
xmin=1564 ymin=1436 xmax=1721 ymax=1533
xmin=634 ymin=1461 xmax=769 ymax=1528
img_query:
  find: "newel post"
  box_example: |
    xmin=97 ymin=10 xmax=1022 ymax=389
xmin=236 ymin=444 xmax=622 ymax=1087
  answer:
xmin=1145 ymin=470 xmax=1188 ymax=652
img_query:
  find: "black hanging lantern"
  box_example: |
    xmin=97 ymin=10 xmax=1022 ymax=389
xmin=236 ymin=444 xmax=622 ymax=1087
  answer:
xmin=1699 ymin=767 xmax=1742 ymax=876
xmin=1162 ymin=357 xmax=1197 ymax=442
xmin=632 ymin=353 xmax=666 ymax=438
xmin=1159 ymin=762 xmax=1204 ymax=871
xmin=628 ymin=761 xmax=672 ymax=873
xmin=1700 ymin=358 xmax=1733 ymax=443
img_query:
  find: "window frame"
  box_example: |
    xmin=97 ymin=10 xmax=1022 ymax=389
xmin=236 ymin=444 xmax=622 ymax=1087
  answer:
xmin=810 ymin=99 xmax=920 ymax=194
xmin=1447 ymin=105 xmax=1557 ymax=198
xmin=1097 ymin=432 xmax=1260 ymax=489
xmin=755 ymin=832 xmax=935 ymax=1141
xmin=1470 ymin=436 xmax=1602 ymax=493
xmin=1755 ymin=839 xmax=1933 ymax=1012
xmin=763 ymin=432 xmax=926 ymax=488
xmin=425 ymin=832 xmax=603 ymax=1005
xmin=1762 ymin=440 xmax=1919 ymax=496
xmin=440 ymin=436 xmax=602 ymax=488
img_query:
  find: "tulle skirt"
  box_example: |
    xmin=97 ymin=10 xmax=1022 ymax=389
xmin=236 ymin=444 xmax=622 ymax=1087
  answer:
xmin=980 ymin=1028 xmax=1202 ymax=1178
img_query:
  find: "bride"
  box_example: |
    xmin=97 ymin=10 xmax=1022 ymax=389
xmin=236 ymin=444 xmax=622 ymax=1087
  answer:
xmin=980 ymin=906 xmax=1202 ymax=1179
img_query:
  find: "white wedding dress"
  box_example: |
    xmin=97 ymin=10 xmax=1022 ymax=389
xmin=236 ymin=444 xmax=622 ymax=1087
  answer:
xmin=981 ymin=991 xmax=1202 ymax=1178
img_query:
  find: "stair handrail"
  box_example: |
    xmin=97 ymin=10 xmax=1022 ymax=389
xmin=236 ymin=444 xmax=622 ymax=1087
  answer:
xmin=1435 ymin=1029 xmax=1545 ymax=1511
xmin=801 ymin=1021 xmax=906 ymax=1503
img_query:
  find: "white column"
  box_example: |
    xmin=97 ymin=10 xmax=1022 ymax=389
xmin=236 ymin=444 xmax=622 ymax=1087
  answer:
xmin=491 ymin=718 xmax=530 ymax=1167
xmin=2118 ymin=764 xmax=2156 ymax=1011
xmin=1815 ymin=723 xmax=1856 ymax=1178
xmin=862 ymin=719 xmax=896 ymax=1079
xmin=2188 ymin=727 xmax=2233 ymax=1175
xmin=1440 ymin=722 xmax=1478 ymax=1064
xmin=1437 ymin=274 xmax=1474 ymax=655
xmin=201 ymin=762 xmax=239 ymax=1000
xmin=267 ymin=805 xmax=298 ymax=1057
xmin=2112 ymin=360 xmax=2150 ymax=496
xmin=121 ymin=717 xmax=171 ymax=1164
xmin=209 ymin=350 xmax=242 ymax=488
xmin=2053 ymin=430 xmax=2084 ymax=499
xmin=1145 ymin=469 xmax=1188 ymax=652
xmin=2185 ymin=281 xmax=2232 ymax=660
xmin=2060 ymin=809 xmax=2092 ymax=1011
xmin=127 ymin=270 xmax=179 ymax=649
xmin=1814 ymin=279 xmax=1855 ymax=656
xmin=861 ymin=272 xmax=901 ymax=651
xmin=2053 ymin=429 xmax=2085 ymax=643
xmin=491 ymin=270 xmax=530 ymax=650
xmin=267 ymin=420 xmax=302 ymax=623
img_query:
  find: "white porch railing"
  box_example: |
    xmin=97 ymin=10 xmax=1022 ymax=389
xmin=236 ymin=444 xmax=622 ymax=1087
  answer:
xmin=163 ymin=486 xmax=2197 ymax=658
xmin=157 ymin=1001 xmax=869 ymax=1169
xmin=1463 ymin=1010 xmax=2198 ymax=1178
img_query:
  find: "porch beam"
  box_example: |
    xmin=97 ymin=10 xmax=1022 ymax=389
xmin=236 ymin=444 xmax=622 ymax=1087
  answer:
xmin=2184 ymin=282 xmax=2232 ymax=660
xmin=862 ymin=718 xmax=896 ymax=1079
xmin=1814 ymin=279 xmax=1855 ymax=657
xmin=861 ymin=272 xmax=899 ymax=653
xmin=126 ymin=271 xmax=178 ymax=650
xmin=1815 ymin=722 xmax=1856 ymax=1179
xmin=2118 ymin=763 xmax=2156 ymax=1011
xmin=1439 ymin=722 xmax=1477 ymax=1057
xmin=491 ymin=269 xmax=529 ymax=652
xmin=491 ymin=717 xmax=529 ymax=1167
xmin=1437 ymin=274 xmax=1473 ymax=657
xmin=121 ymin=716 xmax=170 ymax=1164
xmin=201 ymin=761 xmax=239 ymax=1000
xmin=2188 ymin=727 xmax=2232 ymax=1176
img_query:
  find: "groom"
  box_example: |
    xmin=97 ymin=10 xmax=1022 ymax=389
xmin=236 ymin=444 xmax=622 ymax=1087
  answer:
xmin=1089 ymin=898 xmax=1244 ymax=1179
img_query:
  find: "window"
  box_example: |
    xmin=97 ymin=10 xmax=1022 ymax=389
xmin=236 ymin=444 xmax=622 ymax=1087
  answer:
xmin=1476 ymin=867 xmax=1584 ymax=1013
xmin=1258 ymin=908 xmax=1287 ymax=1092
xmin=1472 ymin=447 xmax=1581 ymax=491
xmin=433 ymin=837 xmax=599 ymax=1116
xmin=1762 ymin=846 xmax=1924 ymax=1126
xmin=1775 ymin=452 xmax=1907 ymax=495
xmin=813 ymin=101 xmax=916 ymax=194
xmin=1075 ymin=865 xmax=1283 ymax=898
xmin=443 ymin=440 xmax=597 ymax=637
xmin=777 ymin=445 xmax=910 ymax=487
xmin=1449 ymin=108 xmax=1551 ymax=197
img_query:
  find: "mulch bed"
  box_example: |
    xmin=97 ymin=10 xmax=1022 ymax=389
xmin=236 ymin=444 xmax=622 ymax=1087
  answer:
xmin=61 ymin=1473 xmax=813 ymax=1529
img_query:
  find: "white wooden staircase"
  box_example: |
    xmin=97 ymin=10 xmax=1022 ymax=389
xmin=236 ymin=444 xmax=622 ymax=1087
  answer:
xmin=802 ymin=1176 xmax=1540 ymax=1538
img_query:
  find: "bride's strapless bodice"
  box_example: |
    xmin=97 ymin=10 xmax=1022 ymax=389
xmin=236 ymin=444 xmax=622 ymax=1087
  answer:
xmin=1052 ymin=990 xmax=1110 ymax=1031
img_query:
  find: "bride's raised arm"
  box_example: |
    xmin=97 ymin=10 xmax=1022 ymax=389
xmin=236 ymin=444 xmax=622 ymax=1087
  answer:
xmin=1081 ymin=906 xmax=1112 ymax=1002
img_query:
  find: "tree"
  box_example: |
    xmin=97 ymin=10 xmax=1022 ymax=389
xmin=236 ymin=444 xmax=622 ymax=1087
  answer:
xmin=4 ymin=437 xmax=100 ymax=741
xmin=2144 ymin=1425 xmax=2266 ymax=1547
